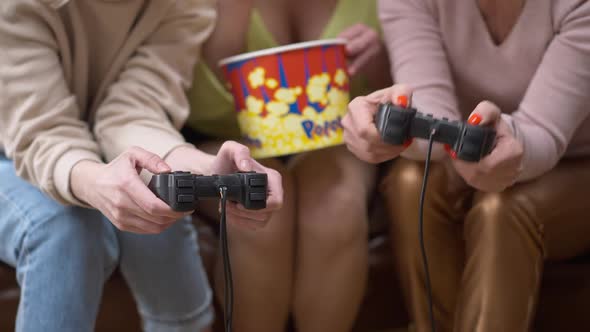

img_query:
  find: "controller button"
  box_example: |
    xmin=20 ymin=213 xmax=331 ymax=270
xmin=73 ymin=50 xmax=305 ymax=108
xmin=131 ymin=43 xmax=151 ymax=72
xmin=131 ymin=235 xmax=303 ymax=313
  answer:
xmin=249 ymin=178 xmax=266 ymax=187
xmin=177 ymin=195 xmax=194 ymax=203
xmin=442 ymin=117 xmax=449 ymax=121
xmin=249 ymin=192 xmax=266 ymax=201
xmin=427 ymin=114 xmax=434 ymax=117
xmin=177 ymin=180 xmax=193 ymax=188
xmin=173 ymin=171 xmax=189 ymax=174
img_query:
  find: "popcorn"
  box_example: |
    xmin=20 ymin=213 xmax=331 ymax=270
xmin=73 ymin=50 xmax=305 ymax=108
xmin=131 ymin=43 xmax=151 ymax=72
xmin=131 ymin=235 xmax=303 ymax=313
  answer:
xmin=302 ymin=106 xmax=318 ymax=120
xmin=306 ymin=73 xmax=331 ymax=105
xmin=238 ymin=69 xmax=348 ymax=158
xmin=265 ymin=78 xmax=278 ymax=89
xmin=237 ymin=111 xmax=260 ymax=133
xmin=283 ymin=114 xmax=302 ymax=131
xmin=334 ymin=69 xmax=348 ymax=87
xmin=266 ymin=101 xmax=289 ymax=117
xmin=274 ymin=87 xmax=302 ymax=104
xmin=248 ymin=67 xmax=266 ymax=89
xmin=245 ymin=95 xmax=264 ymax=115
xmin=328 ymin=88 xmax=349 ymax=107
xmin=292 ymin=137 xmax=305 ymax=149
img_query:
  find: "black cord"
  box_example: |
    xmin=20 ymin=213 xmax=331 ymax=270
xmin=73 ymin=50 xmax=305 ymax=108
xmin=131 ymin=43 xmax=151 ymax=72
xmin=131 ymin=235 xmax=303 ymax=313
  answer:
xmin=217 ymin=139 xmax=435 ymax=332
xmin=219 ymin=187 xmax=233 ymax=332
xmin=420 ymin=129 xmax=437 ymax=332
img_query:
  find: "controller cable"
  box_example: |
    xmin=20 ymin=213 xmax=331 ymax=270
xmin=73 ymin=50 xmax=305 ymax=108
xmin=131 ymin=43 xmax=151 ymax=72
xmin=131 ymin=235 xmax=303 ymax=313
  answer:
xmin=420 ymin=128 xmax=438 ymax=332
xmin=219 ymin=187 xmax=234 ymax=332
xmin=217 ymin=132 xmax=437 ymax=332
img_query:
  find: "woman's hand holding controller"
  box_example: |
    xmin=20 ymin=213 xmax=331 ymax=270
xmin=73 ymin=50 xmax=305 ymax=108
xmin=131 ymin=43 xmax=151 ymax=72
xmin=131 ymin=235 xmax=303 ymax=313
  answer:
xmin=342 ymin=84 xmax=414 ymax=163
xmin=166 ymin=141 xmax=284 ymax=229
xmin=451 ymin=101 xmax=524 ymax=192
xmin=71 ymin=147 xmax=188 ymax=234
xmin=208 ymin=141 xmax=283 ymax=229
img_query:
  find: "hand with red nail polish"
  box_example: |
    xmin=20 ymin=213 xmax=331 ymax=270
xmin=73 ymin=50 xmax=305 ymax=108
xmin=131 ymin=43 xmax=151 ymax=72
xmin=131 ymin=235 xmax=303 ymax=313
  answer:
xmin=397 ymin=95 xmax=409 ymax=108
xmin=468 ymin=113 xmax=482 ymax=125
xmin=443 ymin=144 xmax=455 ymax=159
xmin=451 ymin=101 xmax=524 ymax=192
xmin=342 ymin=84 xmax=414 ymax=163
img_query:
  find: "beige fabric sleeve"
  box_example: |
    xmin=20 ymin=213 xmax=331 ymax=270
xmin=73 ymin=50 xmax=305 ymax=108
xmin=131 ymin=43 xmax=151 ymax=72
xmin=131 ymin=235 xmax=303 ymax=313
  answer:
xmin=93 ymin=0 xmax=217 ymax=162
xmin=0 ymin=1 xmax=102 ymax=206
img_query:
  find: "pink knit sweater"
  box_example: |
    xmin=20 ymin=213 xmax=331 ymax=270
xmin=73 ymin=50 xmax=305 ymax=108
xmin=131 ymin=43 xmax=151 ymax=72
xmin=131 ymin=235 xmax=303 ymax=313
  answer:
xmin=379 ymin=0 xmax=590 ymax=181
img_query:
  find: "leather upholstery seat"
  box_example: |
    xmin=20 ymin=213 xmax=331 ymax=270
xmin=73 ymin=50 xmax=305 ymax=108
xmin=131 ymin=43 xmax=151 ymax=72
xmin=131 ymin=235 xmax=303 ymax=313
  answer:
xmin=1 ymin=215 xmax=590 ymax=331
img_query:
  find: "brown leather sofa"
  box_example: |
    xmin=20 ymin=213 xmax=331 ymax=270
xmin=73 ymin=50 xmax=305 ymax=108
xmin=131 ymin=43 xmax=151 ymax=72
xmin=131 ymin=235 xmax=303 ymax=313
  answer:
xmin=2 ymin=213 xmax=590 ymax=331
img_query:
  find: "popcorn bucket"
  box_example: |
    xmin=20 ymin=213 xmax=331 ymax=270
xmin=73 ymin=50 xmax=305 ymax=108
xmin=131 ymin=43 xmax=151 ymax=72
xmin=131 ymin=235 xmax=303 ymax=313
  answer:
xmin=219 ymin=39 xmax=350 ymax=159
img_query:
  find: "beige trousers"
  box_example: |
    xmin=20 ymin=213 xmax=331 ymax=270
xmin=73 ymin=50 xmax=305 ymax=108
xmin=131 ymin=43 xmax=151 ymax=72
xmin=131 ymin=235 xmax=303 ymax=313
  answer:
xmin=380 ymin=157 xmax=590 ymax=332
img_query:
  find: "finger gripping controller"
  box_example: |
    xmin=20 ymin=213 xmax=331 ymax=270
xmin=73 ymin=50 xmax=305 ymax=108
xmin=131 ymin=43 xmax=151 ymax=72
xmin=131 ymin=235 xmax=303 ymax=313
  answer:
xmin=148 ymin=171 xmax=268 ymax=212
xmin=375 ymin=102 xmax=496 ymax=162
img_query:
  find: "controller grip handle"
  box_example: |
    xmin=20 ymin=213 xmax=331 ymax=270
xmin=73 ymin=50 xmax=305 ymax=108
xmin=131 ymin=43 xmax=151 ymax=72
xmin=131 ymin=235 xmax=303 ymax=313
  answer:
xmin=236 ymin=172 xmax=267 ymax=210
xmin=456 ymin=125 xmax=497 ymax=162
xmin=375 ymin=103 xmax=416 ymax=145
xmin=148 ymin=173 xmax=198 ymax=212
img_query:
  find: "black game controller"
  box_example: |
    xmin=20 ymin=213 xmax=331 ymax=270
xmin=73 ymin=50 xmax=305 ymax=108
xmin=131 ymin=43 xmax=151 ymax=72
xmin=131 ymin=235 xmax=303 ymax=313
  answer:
xmin=148 ymin=171 xmax=268 ymax=212
xmin=375 ymin=102 xmax=496 ymax=162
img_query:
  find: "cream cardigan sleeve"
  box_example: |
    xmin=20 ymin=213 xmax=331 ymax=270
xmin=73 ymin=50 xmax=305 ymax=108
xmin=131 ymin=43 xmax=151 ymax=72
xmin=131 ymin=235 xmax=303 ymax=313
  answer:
xmin=0 ymin=1 xmax=102 ymax=206
xmin=92 ymin=0 xmax=217 ymax=162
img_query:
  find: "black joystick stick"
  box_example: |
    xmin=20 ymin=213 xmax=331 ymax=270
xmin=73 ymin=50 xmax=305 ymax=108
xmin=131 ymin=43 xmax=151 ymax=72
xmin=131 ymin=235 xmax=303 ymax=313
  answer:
xmin=374 ymin=102 xmax=496 ymax=162
xmin=148 ymin=171 xmax=268 ymax=211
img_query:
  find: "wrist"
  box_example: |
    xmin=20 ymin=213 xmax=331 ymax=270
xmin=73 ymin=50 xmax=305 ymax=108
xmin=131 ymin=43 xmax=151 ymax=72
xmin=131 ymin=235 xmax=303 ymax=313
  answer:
xmin=70 ymin=160 xmax=103 ymax=204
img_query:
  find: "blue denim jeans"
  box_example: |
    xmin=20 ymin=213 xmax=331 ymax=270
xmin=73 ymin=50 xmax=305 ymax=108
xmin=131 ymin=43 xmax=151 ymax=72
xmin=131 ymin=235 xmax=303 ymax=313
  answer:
xmin=0 ymin=154 xmax=213 ymax=332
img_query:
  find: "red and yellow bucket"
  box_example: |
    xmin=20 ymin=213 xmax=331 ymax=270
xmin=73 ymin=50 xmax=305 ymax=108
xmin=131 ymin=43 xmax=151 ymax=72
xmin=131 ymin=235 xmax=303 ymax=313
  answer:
xmin=219 ymin=39 xmax=350 ymax=159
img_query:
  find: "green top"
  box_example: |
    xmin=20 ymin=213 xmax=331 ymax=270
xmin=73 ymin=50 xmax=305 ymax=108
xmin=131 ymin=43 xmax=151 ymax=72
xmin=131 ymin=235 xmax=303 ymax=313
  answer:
xmin=186 ymin=0 xmax=380 ymax=139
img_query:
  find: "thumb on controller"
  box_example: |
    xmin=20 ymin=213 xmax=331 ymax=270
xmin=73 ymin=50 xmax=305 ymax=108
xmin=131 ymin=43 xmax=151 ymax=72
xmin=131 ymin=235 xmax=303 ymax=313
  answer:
xmin=366 ymin=84 xmax=414 ymax=109
xmin=386 ymin=84 xmax=414 ymax=148
xmin=385 ymin=84 xmax=414 ymax=109
xmin=223 ymin=141 xmax=253 ymax=172
xmin=468 ymin=101 xmax=501 ymax=127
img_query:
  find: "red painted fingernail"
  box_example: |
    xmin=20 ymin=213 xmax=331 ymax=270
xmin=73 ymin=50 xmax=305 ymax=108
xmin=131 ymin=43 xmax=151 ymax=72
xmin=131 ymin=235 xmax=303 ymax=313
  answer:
xmin=403 ymin=138 xmax=413 ymax=148
xmin=468 ymin=113 xmax=482 ymax=125
xmin=397 ymin=95 xmax=409 ymax=108
xmin=444 ymin=144 xmax=457 ymax=159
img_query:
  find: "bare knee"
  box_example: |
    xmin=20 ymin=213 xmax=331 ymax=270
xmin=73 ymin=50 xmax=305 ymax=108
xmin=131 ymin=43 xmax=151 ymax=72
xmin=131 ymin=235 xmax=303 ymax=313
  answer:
xmin=292 ymin=147 xmax=375 ymax=249
xmin=239 ymin=157 xmax=296 ymax=250
xmin=297 ymin=170 xmax=370 ymax=251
